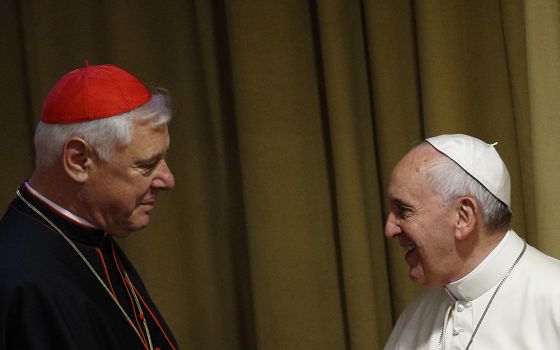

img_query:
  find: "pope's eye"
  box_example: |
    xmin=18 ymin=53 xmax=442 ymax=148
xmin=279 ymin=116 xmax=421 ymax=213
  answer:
xmin=398 ymin=204 xmax=415 ymax=218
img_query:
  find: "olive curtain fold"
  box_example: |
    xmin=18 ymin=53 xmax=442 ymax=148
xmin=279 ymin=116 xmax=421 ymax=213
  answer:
xmin=1 ymin=1 xmax=559 ymax=349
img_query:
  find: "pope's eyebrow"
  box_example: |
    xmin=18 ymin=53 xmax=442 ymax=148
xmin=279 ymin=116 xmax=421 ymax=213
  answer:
xmin=396 ymin=198 xmax=412 ymax=206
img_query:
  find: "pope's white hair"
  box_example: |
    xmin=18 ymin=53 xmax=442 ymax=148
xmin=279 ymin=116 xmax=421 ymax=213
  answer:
xmin=421 ymin=143 xmax=512 ymax=230
xmin=34 ymin=88 xmax=171 ymax=168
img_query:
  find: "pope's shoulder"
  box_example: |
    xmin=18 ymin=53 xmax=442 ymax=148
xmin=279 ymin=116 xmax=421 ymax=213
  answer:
xmin=516 ymin=243 xmax=560 ymax=289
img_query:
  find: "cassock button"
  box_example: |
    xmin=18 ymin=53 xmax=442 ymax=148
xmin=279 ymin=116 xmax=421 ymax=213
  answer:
xmin=453 ymin=327 xmax=463 ymax=336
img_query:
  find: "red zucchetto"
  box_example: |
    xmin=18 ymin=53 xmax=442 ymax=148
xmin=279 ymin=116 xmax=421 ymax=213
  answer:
xmin=40 ymin=62 xmax=151 ymax=124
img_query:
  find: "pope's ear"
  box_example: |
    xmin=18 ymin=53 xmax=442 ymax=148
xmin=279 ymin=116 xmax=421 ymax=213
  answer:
xmin=62 ymin=137 xmax=92 ymax=183
xmin=454 ymin=197 xmax=478 ymax=240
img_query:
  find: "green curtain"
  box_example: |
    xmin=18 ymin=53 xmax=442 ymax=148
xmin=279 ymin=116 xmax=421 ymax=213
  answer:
xmin=1 ymin=1 xmax=559 ymax=349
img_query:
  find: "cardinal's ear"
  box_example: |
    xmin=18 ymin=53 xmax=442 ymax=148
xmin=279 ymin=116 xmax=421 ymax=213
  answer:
xmin=62 ymin=137 xmax=93 ymax=183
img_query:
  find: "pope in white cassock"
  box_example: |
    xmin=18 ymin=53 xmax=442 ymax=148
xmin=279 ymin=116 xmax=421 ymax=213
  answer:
xmin=383 ymin=134 xmax=560 ymax=350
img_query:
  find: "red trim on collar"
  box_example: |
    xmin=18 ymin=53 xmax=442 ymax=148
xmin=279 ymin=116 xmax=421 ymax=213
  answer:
xmin=23 ymin=182 xmax=98 ymax=230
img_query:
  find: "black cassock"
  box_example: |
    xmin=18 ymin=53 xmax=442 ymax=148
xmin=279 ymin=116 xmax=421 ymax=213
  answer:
xmin=0 ymin=184 xmax=178 ymax=349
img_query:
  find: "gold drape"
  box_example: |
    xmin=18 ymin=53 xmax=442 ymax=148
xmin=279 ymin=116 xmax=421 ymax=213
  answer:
xmin=1 ymin=1 xmax=558 ymax=349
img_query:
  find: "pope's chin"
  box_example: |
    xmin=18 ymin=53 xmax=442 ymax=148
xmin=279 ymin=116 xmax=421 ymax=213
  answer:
xmin=408 ymin=265 xmax=426 ymax=285
xmin=409 ymin=267 xmax=442 ymax=287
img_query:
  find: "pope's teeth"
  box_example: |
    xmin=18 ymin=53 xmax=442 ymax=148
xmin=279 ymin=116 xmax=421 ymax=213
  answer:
xmin=403 ymin=245 xmax=416 ymax=253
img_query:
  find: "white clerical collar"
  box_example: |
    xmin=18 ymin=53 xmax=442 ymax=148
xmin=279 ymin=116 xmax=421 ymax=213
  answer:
xmin=24 ymin=181 xmax=98 ymax=229
xmin=445 ymin=229 xmax=525 ymax=301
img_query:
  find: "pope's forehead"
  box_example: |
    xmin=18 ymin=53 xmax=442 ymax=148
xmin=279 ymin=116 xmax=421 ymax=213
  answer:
xmin=394 ymin=144 xmax=439 ymax=174
xmin=388 ymin=146 xmax=443 ymax=201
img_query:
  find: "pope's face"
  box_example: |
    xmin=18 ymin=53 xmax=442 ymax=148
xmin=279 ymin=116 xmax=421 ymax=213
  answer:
xmin=84 ymin=121 xmax=175 ymax=237
xmin=384 ymin=146 xmax=457 ymax=287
